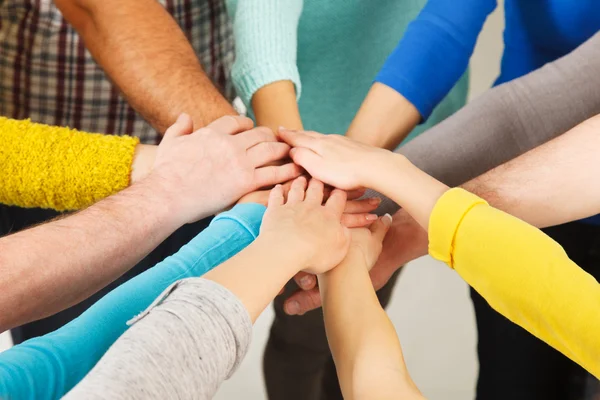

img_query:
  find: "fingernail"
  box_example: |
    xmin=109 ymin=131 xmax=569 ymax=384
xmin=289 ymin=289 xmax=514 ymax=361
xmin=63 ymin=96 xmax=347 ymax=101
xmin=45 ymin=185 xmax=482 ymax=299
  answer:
xmin=286 ymin=301 xmax=300 ymax=315
xmin=176 ymin=113 xmax=188 ymax=123
xmin=300 ymin=276 xmax=313 ymax=289
xmin=278 ymin=126 xmax=286 ymax=131
xmin=368 ymin=198 xmax=381 ymax=205
xmin=366 ymin=214 xmax=378 ymax=221
xmin=383 ymin=213 xmax=393 ymax=226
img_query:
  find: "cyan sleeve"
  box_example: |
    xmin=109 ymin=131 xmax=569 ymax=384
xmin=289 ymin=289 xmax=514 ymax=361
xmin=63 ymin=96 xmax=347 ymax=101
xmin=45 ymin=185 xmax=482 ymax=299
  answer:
xmin=0 ymin=203 xmax=266 ymax=400
xmin=226 ymin=0 xmax=304 ymax=108
xmin=375 ymin=0 xmax=496 ymax=120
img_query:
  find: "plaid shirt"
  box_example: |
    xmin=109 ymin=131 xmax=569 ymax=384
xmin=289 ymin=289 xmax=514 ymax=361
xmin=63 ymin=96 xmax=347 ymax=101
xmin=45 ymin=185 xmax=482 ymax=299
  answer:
xmin=0 ymin=0 xmax=234 ymax=144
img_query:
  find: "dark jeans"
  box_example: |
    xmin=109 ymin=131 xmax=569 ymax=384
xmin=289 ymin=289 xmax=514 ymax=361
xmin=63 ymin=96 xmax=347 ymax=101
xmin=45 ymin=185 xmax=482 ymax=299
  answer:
xmin=0 ymin=204 xmax=211 ymax=344
xmin=473 ymin=221 xmax=600 ymax=400
xmin=263 ymin=269 xmax=401 ymax=400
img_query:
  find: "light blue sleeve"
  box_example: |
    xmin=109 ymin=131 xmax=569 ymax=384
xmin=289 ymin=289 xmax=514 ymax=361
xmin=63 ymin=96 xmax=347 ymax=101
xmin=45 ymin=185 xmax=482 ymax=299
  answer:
xmin=0 ymin=203 xmax=266 ymax=400
xmin=226 ymin=0 xmax=304 ymax=108
xmin=375 ymin=0 xmax=496 ymax=120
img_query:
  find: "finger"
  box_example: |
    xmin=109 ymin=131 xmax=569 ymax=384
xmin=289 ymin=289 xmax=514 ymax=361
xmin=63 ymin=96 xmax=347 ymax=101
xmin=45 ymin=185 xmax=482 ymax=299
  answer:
xmin=346 ymin=188 xmax=367 ymax=200
xmin=206 ymin=115 xmax=254 ymax=135
xmin=286 ymin=176 xmax=308 ymax=204
xmin=341 ymin=213 xmax=378 ymax=228
xmin=344 ymin=197 xmax=380 ymax=214
xmin=289 ymin=147 xmax=325 ymax=179
xmin=305 ymin=179 xmax=325 ymax=205
xmin=293 ymin=272 xmax=317 ymax=291
xmin=268 ymin=184 xmax=285 ymax=207
xmin=254 ymin=163 xmax=303 ymax=189
xmin=247 ymin=142 xmax=291 ymax=167
xmin=325 ymin=189 xmax=347 ymax=218
xmin=284 ymin=288 xmax=322 ymax=315
xmin=278 ymin=128 xmax=320 ymax=149
xmin=162 ymin=113 xmax=194 ymax=144
xmin=239 ymin=126 xmax=277 ymax=149
xmin=370 ymin=213 xmax=393 ymax=243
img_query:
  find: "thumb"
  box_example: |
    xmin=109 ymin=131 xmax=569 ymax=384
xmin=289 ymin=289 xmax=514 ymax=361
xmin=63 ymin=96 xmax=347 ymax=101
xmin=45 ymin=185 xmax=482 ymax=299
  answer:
xmin=370 ymin=213 xmax=393 ymax=244
xmin=162 ymin=113 xmax=194 ymax=144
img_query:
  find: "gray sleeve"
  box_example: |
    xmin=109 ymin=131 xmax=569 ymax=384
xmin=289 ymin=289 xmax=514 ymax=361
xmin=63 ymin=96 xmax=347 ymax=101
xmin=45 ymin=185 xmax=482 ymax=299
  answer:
xmin=370 ymin=31 xmax=600 ymax=216
xmin=63 ymin=278 xmax=252 ymax=400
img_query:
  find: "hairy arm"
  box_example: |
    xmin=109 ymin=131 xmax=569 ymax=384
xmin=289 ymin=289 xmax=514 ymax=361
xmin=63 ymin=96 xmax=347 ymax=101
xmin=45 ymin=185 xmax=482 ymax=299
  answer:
xmin=0 ymin=177 xmax=178 ymax=332
xmin=55 ymin=0 xmax=236 ymax=133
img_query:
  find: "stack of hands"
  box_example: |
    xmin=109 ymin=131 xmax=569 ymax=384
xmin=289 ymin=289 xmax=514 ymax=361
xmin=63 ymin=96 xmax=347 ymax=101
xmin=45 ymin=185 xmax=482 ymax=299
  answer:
xmin=138 ymin=113 xmax=421 ymax=314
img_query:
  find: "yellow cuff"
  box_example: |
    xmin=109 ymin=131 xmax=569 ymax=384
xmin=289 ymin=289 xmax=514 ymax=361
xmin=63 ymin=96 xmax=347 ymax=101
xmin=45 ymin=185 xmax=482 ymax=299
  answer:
xmin=0 ymin=117 xmax=139 ymax=211
xmin=428 ymin=188 xmax=488 ymax=267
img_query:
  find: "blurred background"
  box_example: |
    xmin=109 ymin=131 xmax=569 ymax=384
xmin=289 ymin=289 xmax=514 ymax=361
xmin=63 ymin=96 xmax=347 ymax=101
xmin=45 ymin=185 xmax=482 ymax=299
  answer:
xmin=0 ymin=3 xmax=505 ymax=399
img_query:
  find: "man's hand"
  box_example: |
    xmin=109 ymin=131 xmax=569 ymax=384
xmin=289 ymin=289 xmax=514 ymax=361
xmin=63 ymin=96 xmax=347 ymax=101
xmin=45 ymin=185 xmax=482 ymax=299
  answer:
xmin=260 ymin=177 xmax=351 ymax=275
xmin=284 ymin=209 xmax=429 ymax=315
xmin=148 ymin=114 xmax=302 ymax=226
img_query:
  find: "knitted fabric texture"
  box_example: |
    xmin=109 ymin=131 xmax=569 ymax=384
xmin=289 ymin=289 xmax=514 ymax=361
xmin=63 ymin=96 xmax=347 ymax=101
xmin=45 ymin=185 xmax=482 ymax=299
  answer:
xmin=0 ymin=117 xmax=139 ymax=211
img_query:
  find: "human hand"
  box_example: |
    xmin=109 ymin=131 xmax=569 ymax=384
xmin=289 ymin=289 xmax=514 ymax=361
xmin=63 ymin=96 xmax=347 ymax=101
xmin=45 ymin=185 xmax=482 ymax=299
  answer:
xmin=278 ymin=128 xmax=391 ymax=190
xmin=130 ymin=144 xmax=157 ymax=184
xmin=147 ymin=114 xmax=302 ymax=225
xmin=345 ymin=213 xmax=393 ymax=271
xmin=238 ymin=181 xmax=382 ymax=228
xmin=284 ymin=209 xmax=429 ymax=315
xmin=260 ymin=177 xmax=351 ymax=275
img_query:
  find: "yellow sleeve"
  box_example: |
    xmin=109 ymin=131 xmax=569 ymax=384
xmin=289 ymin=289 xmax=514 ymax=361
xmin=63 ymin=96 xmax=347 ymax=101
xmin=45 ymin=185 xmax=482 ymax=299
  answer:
xmin=428 ymin=188 xmax=600 ymax=379
xmin=0 ymin=117 xmax=139 ymax=211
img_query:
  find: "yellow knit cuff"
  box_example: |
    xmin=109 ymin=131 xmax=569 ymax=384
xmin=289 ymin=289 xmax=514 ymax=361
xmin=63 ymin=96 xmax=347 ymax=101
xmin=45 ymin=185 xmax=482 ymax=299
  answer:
xmin=428 ymin=188 xmax=488 ymax=267
xmin=0 ymin=117 xmax=139 ymax=211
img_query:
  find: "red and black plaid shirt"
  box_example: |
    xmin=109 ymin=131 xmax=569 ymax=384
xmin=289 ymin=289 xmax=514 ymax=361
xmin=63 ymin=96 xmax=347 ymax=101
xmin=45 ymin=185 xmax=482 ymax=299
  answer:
xmin=0 ymin=0 xmax=234 ymax=144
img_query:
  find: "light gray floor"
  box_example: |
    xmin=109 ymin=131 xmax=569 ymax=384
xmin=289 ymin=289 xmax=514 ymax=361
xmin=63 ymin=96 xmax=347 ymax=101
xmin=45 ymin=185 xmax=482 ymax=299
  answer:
xmin=0 ymin=4 xmax=505 ymax=399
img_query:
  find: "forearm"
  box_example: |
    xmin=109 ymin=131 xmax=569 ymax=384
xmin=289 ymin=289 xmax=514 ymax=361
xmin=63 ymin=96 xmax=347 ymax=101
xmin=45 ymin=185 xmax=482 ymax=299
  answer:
xmin=65 ymin=279 xmax=253 ymax=399
xmin=56 ymin=0 xmax=236 ymax=132
xmin=251 ymin=81 xmax=304 ymax=132
xmin=203 ymin=237 xmax=302 ymax=322
xmin=319 ymin=257 xmax=422 ymax=399
xmin=463 ymin=114 xmax=600 ymax=228
xmin=429 ymin=189 xmax=600 ymax=377
xmin=0 ymin=178 xmax=178 ymax=332
xmin=0 ymin=117 xmax=140 ymax=211
xmin=346 ymin=83 xmax=420 ymax=150
xmin=0 ymin=204 xmax=264 ymax=399
xmin=369 ymin=31 xmax=600 ymax=217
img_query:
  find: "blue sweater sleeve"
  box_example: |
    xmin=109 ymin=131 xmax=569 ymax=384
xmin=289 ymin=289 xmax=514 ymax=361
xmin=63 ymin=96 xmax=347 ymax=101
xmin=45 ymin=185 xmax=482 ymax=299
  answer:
xmin=375 ymin=0 xmax=496 ymax=120
xmin=0 ymin=203 xmax=266 ymax=400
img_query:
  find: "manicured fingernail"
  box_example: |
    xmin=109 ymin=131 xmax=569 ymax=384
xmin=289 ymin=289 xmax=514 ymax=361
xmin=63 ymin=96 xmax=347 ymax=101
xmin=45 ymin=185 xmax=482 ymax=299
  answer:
xmin=368 ymin=198 xmax=381 ymax=205
xmin=300 ymin=276 xmax=313 ymax=289
xmin=286 ymin=301 xmax=300 ymax=315
xmin=383 ymin=213 xmax=393 ymax=226
xmin=278 ymin=126 xmax=286 ymax=131
xmin=366 ymin=214 xmax=378 ymax=221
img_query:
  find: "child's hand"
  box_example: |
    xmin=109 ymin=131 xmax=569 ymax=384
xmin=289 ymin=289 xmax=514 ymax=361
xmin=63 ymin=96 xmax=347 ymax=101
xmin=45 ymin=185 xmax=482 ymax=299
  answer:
xmin=260 ymin=176 xmax=351 ymax=275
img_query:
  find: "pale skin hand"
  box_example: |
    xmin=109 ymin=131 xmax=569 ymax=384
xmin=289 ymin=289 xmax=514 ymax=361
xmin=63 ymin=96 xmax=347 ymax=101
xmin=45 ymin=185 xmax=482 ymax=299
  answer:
xmin=346 ymin=83 xmax=421 ymax=150
xmin=203 ymin=176 xmax=351 ymax=322
xmin=55 ymin=0 xmax=236 ymax=132
xmin=0 ymin=115 xmax=298 ymax=331
xmin=151 ymin=114 xmax=302 ymax=226
xmin=319 ymin=216 xmax=424 ymax=400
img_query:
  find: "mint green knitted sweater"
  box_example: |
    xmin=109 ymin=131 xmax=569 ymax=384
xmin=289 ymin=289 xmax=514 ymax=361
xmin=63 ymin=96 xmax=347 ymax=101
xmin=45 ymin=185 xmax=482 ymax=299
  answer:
xmin=226 ymin=0 xmax=469 ymax=143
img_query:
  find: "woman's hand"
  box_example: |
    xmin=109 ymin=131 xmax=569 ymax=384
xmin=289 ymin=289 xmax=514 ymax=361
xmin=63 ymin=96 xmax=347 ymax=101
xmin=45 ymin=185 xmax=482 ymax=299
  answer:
xmin=346 ymin=214 xmax=393 ymax=271
xmin=260 ymin=177 xmax=351 ymax=275
xmin=278 ymin=128 xmax=392 ymax=190
xmin=238 ymin=180 xmax=382 ymax=228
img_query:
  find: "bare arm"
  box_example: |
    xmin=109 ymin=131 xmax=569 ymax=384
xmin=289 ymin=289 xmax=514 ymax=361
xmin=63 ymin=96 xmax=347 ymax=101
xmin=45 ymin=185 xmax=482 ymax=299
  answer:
xmin=55 ymin=0 xmax=236 ymax=133
xmin=346 ymin=83 xmax=421 ymax=150
xmin=252 ymin=81 xmax=304 ymax=131
xmin=0 ymin=115 xmax=299 ymax=332
xmin=319 ymin=220 xmax=424 ymax=400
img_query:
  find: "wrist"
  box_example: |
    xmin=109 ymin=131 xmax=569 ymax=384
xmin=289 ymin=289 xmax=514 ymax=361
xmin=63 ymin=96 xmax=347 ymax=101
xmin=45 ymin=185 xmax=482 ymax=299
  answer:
xmin=253 ymin=235 xmax=309 ymax=276
xmin=359 ymin=151 xmax=409 ymax=193
xmin=130 ymin=144 xmax=157 ymax=184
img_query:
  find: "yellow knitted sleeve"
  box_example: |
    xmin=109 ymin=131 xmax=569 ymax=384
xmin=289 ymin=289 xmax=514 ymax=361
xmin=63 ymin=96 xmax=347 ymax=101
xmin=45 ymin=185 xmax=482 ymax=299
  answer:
xmin=0 ymin=117 xmax=139 ymax=211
